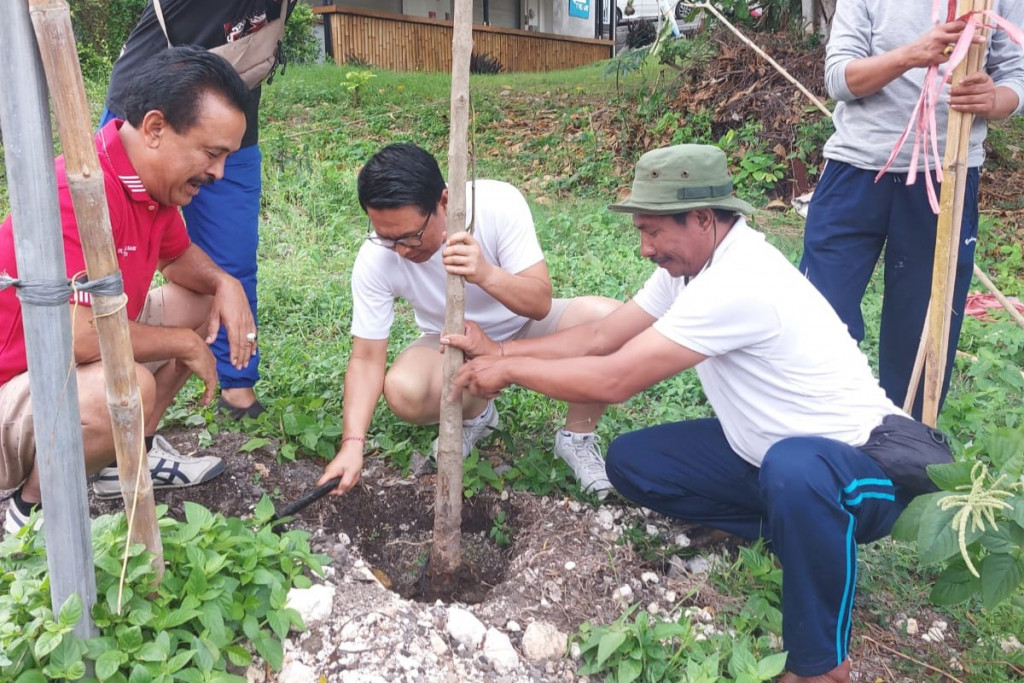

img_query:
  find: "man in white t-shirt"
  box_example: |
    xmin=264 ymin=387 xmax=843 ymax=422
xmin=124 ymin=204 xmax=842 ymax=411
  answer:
xmin=443 ymin=145 xmax=953 ymax=682
xmin=318 ymin=143 xmax=620 ymax=499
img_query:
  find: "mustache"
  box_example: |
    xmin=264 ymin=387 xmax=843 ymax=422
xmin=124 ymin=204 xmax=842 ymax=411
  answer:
xmin=189 ymin=174 xmax=216 ymax=187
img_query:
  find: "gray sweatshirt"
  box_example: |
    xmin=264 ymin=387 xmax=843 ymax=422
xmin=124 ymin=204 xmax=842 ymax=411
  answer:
xmin=824 ymin=0 xmax=1024 ymax=172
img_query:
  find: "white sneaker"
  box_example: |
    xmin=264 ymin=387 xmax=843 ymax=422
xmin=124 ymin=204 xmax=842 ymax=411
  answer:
xmin=92 ymin=435 xmax=225 ymax=499
xmin=431 ymin=400 xmax=501 ymax=458
xmin=4 ymin=499 xmax=35 ymax=535
xmin=554 ymin=431 xmax=613 ymax=500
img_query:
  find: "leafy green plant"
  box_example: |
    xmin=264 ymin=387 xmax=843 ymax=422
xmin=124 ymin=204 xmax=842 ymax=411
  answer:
xmin=577 ymin=604 xmax=694 ymax=682
xmin=0 ymin=500 xmax=328 ymax=681
xmin=576 ymin=603 xmax=787 ymax=682
xmin=70 ymin=0 xmax=147 ymax=80
xmin=282 ymin=2 xmax=320 ymax=65
xmin=342 ymin=69 xmax=376 ymax=105
xmin=462 ymin=448 xmax=503 ymax=498
xmin=892 ymin=428 xmax=1024 ymax=609
xmin=489 ymin=510 xmax=512 ymax=548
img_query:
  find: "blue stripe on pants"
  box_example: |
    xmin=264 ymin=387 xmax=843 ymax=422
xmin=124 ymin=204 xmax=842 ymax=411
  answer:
xmin=606 ymin=419 xmax=905 ymax=677
xmin=799 ymin=161 xmax=979 ymax=418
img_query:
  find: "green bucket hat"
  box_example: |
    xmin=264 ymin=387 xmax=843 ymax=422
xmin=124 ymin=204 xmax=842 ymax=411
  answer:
xmin=609 ymin=144 xmax=755 ymax=216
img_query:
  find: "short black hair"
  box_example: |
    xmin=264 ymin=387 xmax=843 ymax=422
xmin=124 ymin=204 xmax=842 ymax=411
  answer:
xmin=122 ymin=46 xmax=250 ymax=132
xmin=357 ymin=143 xmax=447 ymax=216
xmin=671 ymin=209 xmax=737 ymax=226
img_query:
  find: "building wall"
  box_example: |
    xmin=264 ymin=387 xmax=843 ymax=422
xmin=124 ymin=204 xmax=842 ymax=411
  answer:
xmin=551 ymin=0 xmax=593 ymax=38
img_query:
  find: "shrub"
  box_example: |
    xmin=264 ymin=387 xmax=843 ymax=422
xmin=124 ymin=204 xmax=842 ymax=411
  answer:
xmin=283 ymin=2 xmax=320 ymax=65
xmin=70 ymin=0 xmax=147 ymax=80
xmin=625 ymin=20 xmax=657 ymax=49
xmin=470 ymin=52 xmax=504 ymax=75
xmin=0 ymin=500 xmax=328 ymax=681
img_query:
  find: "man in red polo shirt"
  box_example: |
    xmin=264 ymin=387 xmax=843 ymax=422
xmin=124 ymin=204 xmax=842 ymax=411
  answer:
xmin=0 ymin=46 xmax=257 ymax=534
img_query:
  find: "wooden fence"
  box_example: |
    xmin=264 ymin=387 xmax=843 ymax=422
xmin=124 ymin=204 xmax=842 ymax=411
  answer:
xmin=313 ymin=6 xmax=613 ymax=73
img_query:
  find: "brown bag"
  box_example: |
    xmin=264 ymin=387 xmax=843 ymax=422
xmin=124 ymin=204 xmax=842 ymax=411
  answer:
xmin=153 ymin=0 xmax=288 ymax=89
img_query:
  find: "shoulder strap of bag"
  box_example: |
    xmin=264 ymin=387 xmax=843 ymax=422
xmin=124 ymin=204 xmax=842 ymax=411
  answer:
xmin=153 ymin=0 xmax=289 ymax=50
xmin=152 ymin=0 xmax=173 ymax=49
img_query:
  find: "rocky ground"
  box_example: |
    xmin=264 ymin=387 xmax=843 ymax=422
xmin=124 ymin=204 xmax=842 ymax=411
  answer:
xmin=4 ymin=428 xmax=1011 ymax=681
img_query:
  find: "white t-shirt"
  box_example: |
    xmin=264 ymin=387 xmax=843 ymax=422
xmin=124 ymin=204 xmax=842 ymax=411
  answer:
xmin=351 ymin=179 xmax=545 ymax=341
xmin=632 ymin=218 xmax=900 ymax=466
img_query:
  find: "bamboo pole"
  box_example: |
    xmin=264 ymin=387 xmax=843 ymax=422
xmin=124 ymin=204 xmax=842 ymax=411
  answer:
xmin=0 ymin=0 xmax=97 ymax=643
xmin=973 ymin=262 xmax=1024 ymax=331
xmin=920 ymin=0 xmax=991 ymax=426
xmin=431 ymin=0 xmax=473 ymax=577
xmin=28 ymin=0 xmax=164 ymax=574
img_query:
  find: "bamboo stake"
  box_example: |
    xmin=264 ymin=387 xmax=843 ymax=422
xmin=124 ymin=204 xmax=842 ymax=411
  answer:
xmin=920 ymin=0 xmax=991 ymax=426
xmin=28 ymin=0 xmax=164 ymax=574
xmin=973 ymin=262 xmax=1024 ymax=330
xmin=431 ymin=0 xmax=473 ymax=578
xmin=0 ymin=0 xmax=97 ymax=644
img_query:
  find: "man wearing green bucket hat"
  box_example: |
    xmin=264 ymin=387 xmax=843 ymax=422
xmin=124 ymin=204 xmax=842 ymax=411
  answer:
xmin=445 ymin=144 xmax=952 ymax=682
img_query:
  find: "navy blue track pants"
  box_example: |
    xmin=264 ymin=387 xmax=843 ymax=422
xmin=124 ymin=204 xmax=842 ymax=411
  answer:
xmin=606 ymin=418 xmax=905 ymax=677
xmin=800 ymin=161 xmax=979 ymax=419
xmin=182 ymin=144 xmax=262 ymax=389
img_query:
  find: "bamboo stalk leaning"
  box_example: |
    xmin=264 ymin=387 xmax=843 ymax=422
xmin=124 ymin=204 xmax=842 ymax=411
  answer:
xmin=921 ymin=0 xmax=992 ymax=426
xmin=28 ymin=0 xmax=164 ymax=574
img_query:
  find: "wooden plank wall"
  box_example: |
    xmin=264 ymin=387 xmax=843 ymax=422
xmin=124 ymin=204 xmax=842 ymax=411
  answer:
xmin=315 ymin=6 xmax=613 ymax=73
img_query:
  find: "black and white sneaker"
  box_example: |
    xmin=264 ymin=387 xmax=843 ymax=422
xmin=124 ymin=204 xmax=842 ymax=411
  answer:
xmin=92 ymin=435 xmax=224 ymax=499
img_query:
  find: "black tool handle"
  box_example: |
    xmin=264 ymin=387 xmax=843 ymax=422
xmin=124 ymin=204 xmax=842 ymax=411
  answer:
xmin=272 ymin=476 xmax=342 ymax=521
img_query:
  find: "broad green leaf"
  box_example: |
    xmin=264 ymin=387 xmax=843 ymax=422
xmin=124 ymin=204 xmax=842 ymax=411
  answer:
xmin=96 ymin=650 xmax=126 ymax=679
xmin=617 ymin=656 xmax=643 ymax=683
xmin=239 ymin=438 xmax=271 ymax=453
xmin=981 ymin=554 xmax=1024 ymax=609
xmin=979 ymin=523 xmax=1024 ymax=554
xmin=224 ymin=645 xmax=252 ymax=668
xmin=183 ymin=502 xmax=214 ymax=530
xmin=117 ymin=626 xmax=144 ymax=653
xmin=45 ymin=636 xmax=85 ymax=679
xmin=137 ymin=641 xmax=167 ymax=662
xmin=918 ymin=495 xmax=979 ymax=566
xmin=34 ymin=629 xmax=63 ymax=659
xmin=128 ymin=663 xmax=153 ymax=683
xmin=756 ymin=652 xmax=789 ymax=679
xmin=984 ymin=428 xmax=1024 ymax=472
xmin=166 ymin=650 xmax=195 ymax=674
xmin=1007 ymin=495 xmax=1024 ymax=528
xmin=926 ymin=461 xmax=974 ymax=491
xmin=15 ymin=671 xmax=48 ymax=683
xmin=595 ymin=630 xmax=627 ymax=667
xmin=57 ymin=593 xmax=83 ymax=628
xmin=254 ymin=496 xmax=276 ymax=524
xmin=728 ymin=640 xmax=757 ymax=678
xmin=892 ymin=493 xmax=937 ymax=540
xmin=254 ymin=632 xmax=284 ymax=671
xmin=930 ymin=564 xmax=981 ymax=605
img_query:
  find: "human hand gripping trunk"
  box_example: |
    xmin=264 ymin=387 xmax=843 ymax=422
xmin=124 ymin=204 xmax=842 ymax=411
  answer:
xmin=440 ymin=320 xmax=501 ymax=359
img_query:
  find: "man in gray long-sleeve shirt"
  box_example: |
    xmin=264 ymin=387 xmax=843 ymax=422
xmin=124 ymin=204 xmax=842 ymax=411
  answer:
xmin=800 ymin=0 xmax=1024 ymax=422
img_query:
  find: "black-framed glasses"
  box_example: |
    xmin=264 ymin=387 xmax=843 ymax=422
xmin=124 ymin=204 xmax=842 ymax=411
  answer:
xmin=365 ymin=211 xmax=431 ymax=250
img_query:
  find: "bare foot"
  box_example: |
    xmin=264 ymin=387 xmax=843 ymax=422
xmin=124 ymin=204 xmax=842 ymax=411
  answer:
xmin=779 ymin=659 xmax=851 ymax=683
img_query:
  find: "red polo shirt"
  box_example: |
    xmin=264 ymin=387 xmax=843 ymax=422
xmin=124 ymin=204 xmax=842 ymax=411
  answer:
xmin=0 ymin=119 xmax=191 ymax=385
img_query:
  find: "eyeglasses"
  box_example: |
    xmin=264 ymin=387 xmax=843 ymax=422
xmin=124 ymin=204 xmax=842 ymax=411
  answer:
xmin=365 ymin=211 xmax=431 ymax=250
